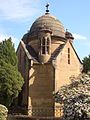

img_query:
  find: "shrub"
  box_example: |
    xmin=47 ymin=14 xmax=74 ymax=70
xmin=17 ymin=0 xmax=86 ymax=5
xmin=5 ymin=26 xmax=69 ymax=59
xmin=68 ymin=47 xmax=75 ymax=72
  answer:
xmin=0 ymin=104 xmax=8 ymax=120
xmin=55 ymin=74 xmax=90 ymax=120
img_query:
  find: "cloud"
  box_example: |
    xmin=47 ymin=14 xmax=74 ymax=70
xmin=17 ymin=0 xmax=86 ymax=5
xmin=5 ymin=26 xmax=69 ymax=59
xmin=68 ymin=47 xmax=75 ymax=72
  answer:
xmin=72 ymin=33 xmax=87 ymax=40
xmin=0 ymin=0 xmax=40 ymax=21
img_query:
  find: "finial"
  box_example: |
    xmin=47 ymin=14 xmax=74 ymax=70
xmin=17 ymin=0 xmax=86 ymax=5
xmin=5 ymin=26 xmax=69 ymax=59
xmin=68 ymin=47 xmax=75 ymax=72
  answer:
xmin=45 ymin=3 xmax=49 ymax=14
xmin=66 ymin=29 xmax=68 ymax=32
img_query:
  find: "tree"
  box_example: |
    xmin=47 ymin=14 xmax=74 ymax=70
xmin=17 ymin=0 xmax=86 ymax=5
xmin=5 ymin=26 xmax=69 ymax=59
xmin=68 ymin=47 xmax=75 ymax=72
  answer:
xmin=55 ymin=74 xmax=90 ymax=120
xmin=0 ymin=38 xmax=24 ymax=107
xmin=0 ymin=38 xmax=17 ymax=66
xmin=82 ymin=55 xmax=90 ymax=73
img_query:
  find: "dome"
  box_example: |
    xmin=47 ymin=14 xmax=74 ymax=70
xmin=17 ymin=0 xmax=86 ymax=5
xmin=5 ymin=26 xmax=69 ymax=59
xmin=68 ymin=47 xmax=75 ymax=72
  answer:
xmin=29 ymin=13 xmax=65 ymax=38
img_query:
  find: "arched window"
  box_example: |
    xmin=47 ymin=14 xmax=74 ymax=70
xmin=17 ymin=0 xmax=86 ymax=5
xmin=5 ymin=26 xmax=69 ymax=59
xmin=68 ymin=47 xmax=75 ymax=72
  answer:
xmin=42 ymin=37 xmax=45 ymax=54
xmin=46 ymin=37 xmax=50 ymax=54
xmin=42 ymin=37 xmax=45 ymax=45
xmin=47 ymin=38 xmax=50 ymax=45
xmin=40 ymin=37 xmax=50 ymax=55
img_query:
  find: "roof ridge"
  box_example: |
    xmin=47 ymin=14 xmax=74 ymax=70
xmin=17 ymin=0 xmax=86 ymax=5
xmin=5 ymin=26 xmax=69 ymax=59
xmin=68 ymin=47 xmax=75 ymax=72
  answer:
xmin=20 ymin=40 xmax=32 ymax=60
xmin=49 ymin=44 xmax=65 ymax=62
xmin=26 ymin=45 xmax=39 ymax=62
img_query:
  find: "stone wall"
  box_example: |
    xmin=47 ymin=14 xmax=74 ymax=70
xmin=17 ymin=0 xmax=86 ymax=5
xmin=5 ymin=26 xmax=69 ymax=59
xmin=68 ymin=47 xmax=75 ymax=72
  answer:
xmin=17 ymin=45 xmax=28 ymax=107
xmin=55 ymin=41 xmax=81 ymax=92
xmin=28 ymin=64 xmax=54 ymax=116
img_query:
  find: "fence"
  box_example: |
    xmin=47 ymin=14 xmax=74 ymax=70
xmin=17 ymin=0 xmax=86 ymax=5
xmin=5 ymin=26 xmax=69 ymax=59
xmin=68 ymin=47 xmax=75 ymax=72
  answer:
xmin=8 ymin=115 xmax=62 ymax=120
xmin=8 ymin=106 xmax=63 ymax=120
xmin=28 ymin=106 xmax=63 ymax=117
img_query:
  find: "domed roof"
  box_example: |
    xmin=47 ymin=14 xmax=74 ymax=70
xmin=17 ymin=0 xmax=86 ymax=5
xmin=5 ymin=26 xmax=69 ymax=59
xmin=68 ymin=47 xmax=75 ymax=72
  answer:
xmin=29 ymin=13 xmax=65 ymax=38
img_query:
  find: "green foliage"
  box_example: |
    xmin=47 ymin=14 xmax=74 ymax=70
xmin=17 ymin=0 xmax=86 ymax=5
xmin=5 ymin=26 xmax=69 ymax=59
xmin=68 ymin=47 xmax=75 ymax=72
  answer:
xmin=55 ymin=74 xmax=90 ymax=120
xmin=0 ymin=38 xmax=24 ymax=107
xmin=0 ymin=38 xmax=17 ymax=66
xmin=0 ymin=104 xmax=8 ymax=120
xmin=82 ymin=55 xmax=90 ymax=73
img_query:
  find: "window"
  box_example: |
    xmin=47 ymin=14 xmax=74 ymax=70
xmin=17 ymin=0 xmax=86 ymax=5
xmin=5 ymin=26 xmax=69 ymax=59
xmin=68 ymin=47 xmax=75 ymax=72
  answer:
xmin=40 ymin=37 xmax=50 ymax=54
xmin=47 ymin=46 xmax=49 ymax=54
xmin=46 ymin=37 xmax=50 ymax=54
xmin=42 ymin=46 xmax=45 ymax=54
xmin=68 ymin=48 xmax=70 ymax=64
xmin=47 ymin=38 xmax=50 ymax=45
xmin=42 ymin=37 xmax=45 ymax=45
xmin=42 ymin=37 xmax=46 ymax=54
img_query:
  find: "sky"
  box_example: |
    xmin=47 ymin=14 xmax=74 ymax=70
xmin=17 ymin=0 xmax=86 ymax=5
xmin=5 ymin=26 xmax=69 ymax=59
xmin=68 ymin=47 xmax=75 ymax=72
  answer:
xmin=0 ymin=0 xmax=90 ymax=60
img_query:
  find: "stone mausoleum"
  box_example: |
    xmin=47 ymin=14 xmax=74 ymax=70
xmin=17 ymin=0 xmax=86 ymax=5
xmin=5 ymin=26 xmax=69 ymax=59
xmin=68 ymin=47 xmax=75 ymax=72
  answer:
xmin=17 ymin=4 xmax=82 ymax=117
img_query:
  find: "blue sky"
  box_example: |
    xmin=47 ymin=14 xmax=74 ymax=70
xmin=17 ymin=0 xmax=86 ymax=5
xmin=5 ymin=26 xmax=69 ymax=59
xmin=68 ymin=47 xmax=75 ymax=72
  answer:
xmin=0 ymin=0 xmax=90 ymax=60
